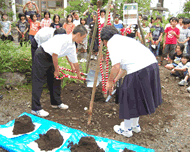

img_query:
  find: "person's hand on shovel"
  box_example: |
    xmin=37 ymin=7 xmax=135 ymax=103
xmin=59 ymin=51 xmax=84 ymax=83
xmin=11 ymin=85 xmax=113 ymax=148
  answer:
xmin=54 ymin=70 xmax=60 ymax=78
xmin=106 ymin=80 xmax=114 ymax=95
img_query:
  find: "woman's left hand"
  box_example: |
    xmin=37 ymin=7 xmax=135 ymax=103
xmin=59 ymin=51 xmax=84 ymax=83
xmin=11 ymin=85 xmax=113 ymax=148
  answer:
xmin=106 ymin=80 xmax=114 ymax=95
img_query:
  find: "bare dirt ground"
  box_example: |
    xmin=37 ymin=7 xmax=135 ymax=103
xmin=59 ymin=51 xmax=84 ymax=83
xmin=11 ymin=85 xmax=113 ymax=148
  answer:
xmin=0 ymin=59 xmax=190 ymax=152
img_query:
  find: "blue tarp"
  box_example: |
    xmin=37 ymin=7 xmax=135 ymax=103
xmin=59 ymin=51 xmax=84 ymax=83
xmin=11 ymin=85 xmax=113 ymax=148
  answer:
xmin=0 ymin=112 xmax=155 ymax=152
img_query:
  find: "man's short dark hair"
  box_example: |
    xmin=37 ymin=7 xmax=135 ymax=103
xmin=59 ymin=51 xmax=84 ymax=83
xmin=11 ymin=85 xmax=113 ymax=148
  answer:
xmin=169 ymin=17 xmax=174 ymax=22
xmin=101 ymin=25 xmax=119 ymax=41
xmin=100 ymin=9 xmax=106 ymax=14
xmin=73 ymin=25 xmax=87 ymax=36
xmin=179 ymin=16 xmax=184 ymax=20
xmin=138 ymin=13 xmax=142 ymax=17
xmin=142 ymin=16 xmax=148 ymax=21
xmin=54 ymin=28 xmax=66 ymax=35
xmin=172 ymin=17 xmax=179 ymax=23
xmin=156 ymin=15 xmax=162 ymax=23
xmin=182 ymin=53 xmax=190 ymax=61
xmin=182 ymin=18 xmax=189 ymax=24
xmin=114 ymin=14 xmax=120 ymax=19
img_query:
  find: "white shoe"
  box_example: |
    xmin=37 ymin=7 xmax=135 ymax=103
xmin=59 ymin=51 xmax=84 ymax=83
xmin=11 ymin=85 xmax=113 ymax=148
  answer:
xmin=187 ymin=86 xmax=190 ymax=92
xmin=80 ymin=58 xmax=84 ymax=62
xmin=94 ymin=55 xmax=97 ymax=60
xmin=51 ymin=103 xmax=69 ymax=110
xmin=113 ymin=125 xmax=133 ymax=137
xmin=178 ymin=80 xmax=188 ymax=86
xmin=131 ymin=125 xmax=141 ymax=133
xmin=91 ymin=55 xmax=94 ymax=60
xmin=31 ymin=109 xmax=49 ymax=117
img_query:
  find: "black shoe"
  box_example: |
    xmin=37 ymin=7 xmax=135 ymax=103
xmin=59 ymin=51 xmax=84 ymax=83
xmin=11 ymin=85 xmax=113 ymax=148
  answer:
xmin=0 ymin=95 xmax=3 ymax=100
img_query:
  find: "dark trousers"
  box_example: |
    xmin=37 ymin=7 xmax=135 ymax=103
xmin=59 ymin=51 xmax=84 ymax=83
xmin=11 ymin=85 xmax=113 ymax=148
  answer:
xmin=1 ymin=34 xmax=14 ymax=41
xmin=31 ymin=37 xmax=38 ymax=63
xmin=32 ymin=47 xmax=62 ymax=111
xmin=115 ymin=78 xmax=122 ymax=104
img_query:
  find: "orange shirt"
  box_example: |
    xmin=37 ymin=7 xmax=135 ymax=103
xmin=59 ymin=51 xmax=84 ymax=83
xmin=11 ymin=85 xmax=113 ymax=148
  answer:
xmin=63 ymin=23 xmax=75 ymax=34
xmin=29 ymin=19 xmax=41 ymax=36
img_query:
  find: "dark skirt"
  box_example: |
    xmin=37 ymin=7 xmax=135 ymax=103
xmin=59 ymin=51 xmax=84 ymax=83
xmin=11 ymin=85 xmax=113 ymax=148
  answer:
xmin=119 ymin=63 xmax=162 ymax=119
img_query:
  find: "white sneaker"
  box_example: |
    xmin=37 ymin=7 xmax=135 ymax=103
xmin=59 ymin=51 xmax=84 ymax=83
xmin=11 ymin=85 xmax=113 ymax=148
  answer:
xmin=31 ymin=109 xmax=49 ymax=117
xmin=51 ymin=103 xmax=69 ymax=110
xmin=178 ymin=80 xmax=188 ymax=86
xmin=80 ymin=58 xmax=84 ymax=62
xmin=131 ymin=125 xmax=141 ymax=133
xmin=94 ymin=55 xmax=97 ymax=60
xmin=187 ymin=86 xmax=190 ymax=92
xmin=113 ymin=125 xmax=133 ymax=137
xmin=91 ymin=55 xmax=94 ymax=60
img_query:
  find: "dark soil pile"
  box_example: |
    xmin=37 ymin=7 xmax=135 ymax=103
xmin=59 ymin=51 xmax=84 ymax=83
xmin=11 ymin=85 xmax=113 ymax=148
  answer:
xmin=123 ymin=148 xmax=135 ymax=152
xmin=13 ymin=115 xmax=35 ymax=135
xmin=35 ymin=129 xmax=64 ymax=151
xmin=70 ymin=136 xmax=104 ymax=152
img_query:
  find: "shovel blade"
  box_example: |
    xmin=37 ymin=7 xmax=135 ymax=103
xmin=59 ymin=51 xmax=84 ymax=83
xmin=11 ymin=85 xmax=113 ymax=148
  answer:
xmin=86 ymin=69 xmax=102 ymax=87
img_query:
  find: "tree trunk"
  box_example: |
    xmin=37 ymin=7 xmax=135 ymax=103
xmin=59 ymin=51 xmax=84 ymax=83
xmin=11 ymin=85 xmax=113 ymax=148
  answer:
xmin=159 ymin=0 xmax=164 ymax=7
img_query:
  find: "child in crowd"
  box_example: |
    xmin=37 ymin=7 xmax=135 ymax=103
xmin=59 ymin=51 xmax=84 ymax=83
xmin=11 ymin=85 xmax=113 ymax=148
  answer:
xmin=150 ymin=16 xmax=164 ymax=58
xmin=28 ymin=14 xmax=41 ymax=42
xmin=177 ymin=16 xmax=184 ymax=31
xmin=170 ymin=54 xmax=190 ymax=79
xmin=113 ymin=14 xmax=123 ymax=34
xmin=141 ymin=16 xmax=150 ymax=46
xmin=16 ymin=13 xmax=29 ymax=46
xmin=0 ymin=14 xmax=14 ymax=41
xmin=165 ymin=44 xmax=184 ymax=70
xmin=23 ymin=1 xmax=39 ymax=21
xmin=73 ymin=12 xmax=80 ymax=26
xmin=148 ymin=16 xmax=155 ymax=28
xmin=100 ymin=9 xmax=106 ymax=24
xmin=177 ymin=18 xmax=190 ymax=53
xmin=165 ymin=17 xmax=174 ymax=30
xmin=40 ymin=11 xmax=52 ymax=28
xmin=77 ymin=18 xmax=89 ymax=62
xmin=159 ymin=17 xmax=180 ymax=65
xmin=89 ymin=12 xmax=99 ymax=60
xmin=50 ymin=14 xmax=62 ymax=29
xmin=63 ymin=14 xmax=75 ymax=34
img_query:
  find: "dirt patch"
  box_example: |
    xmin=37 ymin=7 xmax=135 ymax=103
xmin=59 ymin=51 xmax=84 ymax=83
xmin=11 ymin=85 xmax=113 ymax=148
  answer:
xmin=69 ymin=136 xmax=104 ymax=152
xmin=35 ymin=129 xmax=64 ymax=151
xmin=123 ymin=148 xmax=135 ymax=152
xmin=13 ymin=115 xmax=34 ymax=135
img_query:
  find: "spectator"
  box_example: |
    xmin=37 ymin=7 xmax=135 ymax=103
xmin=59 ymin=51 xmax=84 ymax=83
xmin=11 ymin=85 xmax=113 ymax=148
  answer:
xmin=149 ymin=16 xmax=155 ymax=27
xmin=77 ymin=18 xmax=89 ymax=62
xmin=83 ymin=3 xmax=94 ymax=25
xmin=171 ymin=53 xmax=190 ymax=79
xmin=50 ymin=14 xmax=62 ymax=29
xmin=63 ymin=14 xmax=75 ymax=34
xmin=141 ymin=16 xmax=150 ymax=46
xmin=16 ymin=13 xmax=29 ymax=46
xmin=150 ymin=16 xmax=164 ymax=58
xmin=177 ymin=16 xmax=184 ymax=31
xmin=0 ymin=13 xmax=14 ymax=41
xmin=100 ymin=9 xmax=106 ymax=24
xmin=28 ymin=13 xmax=41 ymax=42
xmin=23 ymin=1 xmax=39 ymax=21
xmin=165 ymin=17 xmax=174 ymax=30
xmin=165 ymin=43 xmax=184 ymax=70
xmin=89 ymin=12 xmax=99 ymax=60
xmin=159 ymin=17 xmax=180 ymax=66
xmin=177 ymin=18 xmax=190 ymax=53
xmin=41 ymin=11 xmax=52 ymax=28
xmin=73 ymin=12 xmax=80 ymax=26
xmin=113 ymin=14 xmax=123 ymax=34
xmin=138 ymin=13 xmax=142 ymax=21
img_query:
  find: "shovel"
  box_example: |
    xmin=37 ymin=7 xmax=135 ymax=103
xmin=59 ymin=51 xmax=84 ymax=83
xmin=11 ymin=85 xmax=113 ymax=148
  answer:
xmin=56 ymin=67 xmax=102 ymax=88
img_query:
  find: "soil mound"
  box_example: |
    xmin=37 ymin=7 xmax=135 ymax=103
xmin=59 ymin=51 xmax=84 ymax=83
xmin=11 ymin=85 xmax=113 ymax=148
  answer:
xmin=123 ymin=148 xmax=135 ymax=152
xmin=13 ymin=115 xmax=35 ymax=135
xmin=70 ymin=136 xmax=104 ymax=152
xmin=35 ymin=129 xmax=64 ymax=151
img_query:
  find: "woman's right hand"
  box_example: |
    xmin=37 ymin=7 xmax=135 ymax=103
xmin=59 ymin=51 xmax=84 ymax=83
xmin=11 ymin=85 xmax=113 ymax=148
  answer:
xmin=54 ymin=70 xmax=60 ymax=78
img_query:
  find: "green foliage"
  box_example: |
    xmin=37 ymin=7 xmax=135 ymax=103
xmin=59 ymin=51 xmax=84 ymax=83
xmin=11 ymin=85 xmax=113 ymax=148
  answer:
xmin=65 ymin=0 xmax=89 ymax=15
xmin=91 ymin=0 xmax=108 ymax=7
xmin=0 ymin=41 xmax=32 ymax=73
xmin=49 ymin=8 xmax=65 ymax=19
xmin=177 ymin=1 xmax=190 ymax=18
xmin=0 ymin=78 xmax=6 ymax=87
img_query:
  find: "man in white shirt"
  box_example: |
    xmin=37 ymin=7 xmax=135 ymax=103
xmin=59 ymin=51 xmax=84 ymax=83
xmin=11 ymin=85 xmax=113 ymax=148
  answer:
xmin=73 ymin=12 xmax=80 ymax=26
xmin=31 ymin=25 xmax=87 ymax=117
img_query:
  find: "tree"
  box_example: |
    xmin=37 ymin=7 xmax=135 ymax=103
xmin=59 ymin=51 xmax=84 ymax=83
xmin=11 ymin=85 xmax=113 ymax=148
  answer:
xmin=177 ymin=1 xmax=190 ymax=18
xmin=91 ymin=0 xmax=108 ymax=7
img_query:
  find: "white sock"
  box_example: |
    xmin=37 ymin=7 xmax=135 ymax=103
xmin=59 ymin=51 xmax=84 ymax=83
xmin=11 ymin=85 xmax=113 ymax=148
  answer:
xmin=131 ymin=117 xmax=139 ymax=127
xmin=124 ymin=119 xmax=133 ymax=131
